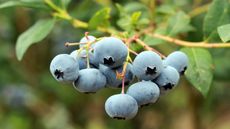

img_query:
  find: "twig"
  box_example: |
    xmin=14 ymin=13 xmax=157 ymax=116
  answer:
xmin=148 ymin=33 xmax=230 ymax=48
xmin=134 ymin=38 xmax=166 ymax=58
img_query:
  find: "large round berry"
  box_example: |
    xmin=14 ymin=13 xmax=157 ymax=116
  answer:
xmin=73 ymin=68 xmax=106 ymax=93
xmin=79 ymin=35 xmax=96 ymax=48
xmin=154 ymin=66 xmax=180 ymax=93
xmin=132 ymin=51 xmax=163 ymax=80
xmin=70 ymin=50 xmax=99 ymax=69
xmin=99 ymin=63 xmax=134 ymax=88
xmin=94 ymin=37 xmax=128 ymax=68
xmin=105 ymin=94 xmax=138 ymax=120
xmin=164 ymin=51 xmax=189 ymax=75
xmin=50 ymin=54 xmax=79 ymax=82
xmin=127 ymin=81 xmax=160 ymax=107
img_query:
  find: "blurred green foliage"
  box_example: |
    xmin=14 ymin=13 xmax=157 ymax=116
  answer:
xmin=0 ymin=0 xmax=230 ymax=129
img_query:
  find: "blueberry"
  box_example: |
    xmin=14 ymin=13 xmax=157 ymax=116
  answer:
xmin=73 ymin=68 xmax=106 ymax=93
xmin=50 ymin=54 xmax=79 ymax=82
xmin=79 ymin=35 xmax=96 ymax=48
xmin=70 ymin=50 xmax=99 ymax=69
xmin=154 ymin=66 xmax=180 ymax=94
xmin=94 ymin=37 xmax=128 ymax=68
xmin=164 ymin=51 xmax=189 ymax=75
xmin=99 ymin=63 xmax=134 ymax=88
xmin=127 ymin=81 xmax=160 ymax=107
xmin=132 ymin=51 xmax=163 ymax=81
xmin=105 ymin=94 xmax=138 ymax=120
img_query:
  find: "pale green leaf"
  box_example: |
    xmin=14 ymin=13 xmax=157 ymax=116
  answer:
xmin=0 ymin=0 xmax=49 ymax=10
xmin=167 ymin=11 xmax=191 ymax=36
xmin=217 ymin=24 xmax=230 ymax=42
xmin=203 ymin=0 xmax=230 ymax=41
xmin=16 ymin=18 xmax=55 ymax=60
xmin=88 ymin=8 xmax=111 ymax=29
xmin=181 ymin=48 xmax=214 ymax=97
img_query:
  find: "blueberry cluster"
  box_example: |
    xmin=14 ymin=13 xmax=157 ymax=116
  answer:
xmin=49 ymin=35 xmax=189 ymax=120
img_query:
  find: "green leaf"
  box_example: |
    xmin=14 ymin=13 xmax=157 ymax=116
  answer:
xmin=143 ymin=26 xmax=168 ymax=46
xmin=156 ymin=4 xmax=176 ymax=15
xmin=88 ymin=8 xmax=111 ymax=30
xmin=167 ymin=11 xmax=191 ymax=36
xmin=131 ymin=11 xmax=141 ymax=25
xmin=16 ymin=18 xmax=55 ymax=61
xmin=0 ymin=0 xmax=49 ymax=10
xmin=181 ymin=48 xmax=213 ymax=97
xmin=217 ymin=24 xmax=230 ymax=42
xmin=53 ymin=0 xmax=71 ymax=9
xmin=203 ymin=0 xmax=230 ymax=41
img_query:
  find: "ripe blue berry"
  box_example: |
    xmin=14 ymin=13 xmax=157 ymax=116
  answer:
xmin=99 ymin=63 xmax=134 ymax=88
xmin=79 ymin=35 xmax=96 ymax=48
xmin=105 ymin=94 xmax=138 ymax=120
xmin=154 ymin=66 xmax=180 ymax=93
xmin=70 ymin=50 xmax=99 ymax=69
xmin=50 ymin=54 xmax=79 ymax=82
xmin=127 ymin=81 xmax=160 ymax=107
xmin=73 ymin=68 xmax=106 ymax=93
xmin=132 ymin=51 xmax=163 ymax=81
xmin=164 ymin=51 xmax=189 ymax=75
xmin=94 ymin=37 xmax=128 ymax=68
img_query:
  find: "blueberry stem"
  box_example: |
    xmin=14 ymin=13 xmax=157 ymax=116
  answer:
xmin=65 ymin=42 xmax=87 ymax=47
xmin=85 ymin=32 xmax=91 ymax=69
xmin=134 ymin=38 xmax=166 ymax=58
xmin=121 ymin=75 xmax=126 ymax=94
xmin=128 ymin=49 xmax=138 ymax=56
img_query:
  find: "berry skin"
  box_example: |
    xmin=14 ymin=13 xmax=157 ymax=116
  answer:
xmin=73 ymin=68 xmax=106 ymax=93
xmin=79 ymin=35 xmax=96 ymax=48
xmin=127 ymin=81 xmax=160 ymax=107
xmin=132 ymin=51 xmax=163 ymax=81
xmin=94 ymin=37 xmax=128 ymax=68
xmin=164 ymin=51 xmax=189 ymax=75
xmin=50 ymin=54 xmax=79 ymax=82
xmin=70 ymin=50 xmax=99 ymax=69
xmin=154 ymin=66 xmax=180 ymax=93
xmin=105 ymin=94 xmax=138 ymax=120
xmin=99 ymin=63 xmax=134 ymax=88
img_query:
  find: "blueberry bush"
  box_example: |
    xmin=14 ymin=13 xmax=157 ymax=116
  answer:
xmin=0 ymin=0 xmax=230 ymax=129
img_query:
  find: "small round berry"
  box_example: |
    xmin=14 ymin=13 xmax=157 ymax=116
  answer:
xmin=164 ymin=51 xmax=189 ymax=75
xmin=50 ymin=54 xmax=79 ymax=82
xmin=154 ymin=66 xmax=180 ymax=94
xmin=132 ymin=51 xmax=163 ymax=80
xmin=105 ymin=94 xmax=138 ymax=120
xmin=79 ymin=35 xmax=96 ymax=48
xmin=94 ymin=37 xmax=128 ymax=68
xmin=73 ymin=68 xmax=106 ymax=93
xmin=127 ymin=81 xmax=160 ymax=107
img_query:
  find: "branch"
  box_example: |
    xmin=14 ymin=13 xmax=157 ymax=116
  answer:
xmin=148 ymin=33 xmax=230 ymax=48
xmin=134 ymin=38 xmax=166 ymax=58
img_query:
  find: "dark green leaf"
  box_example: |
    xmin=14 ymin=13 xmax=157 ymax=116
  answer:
xmin=16 ymin=18 xmax=55 ymax=61
xmin=181 ymin=48 xmax=213 ymax=97
xmin=203 ymin=0 xmax=230 ymax=41
xmin=167 ymin=11 xmax=192 ymax=36
xmin=0 ymin=0 xmax=49 ymax=10
xmin=217 ymin=24 xmax=230 ymax=42
xmin=88 ymin=8 xmax=111 ymax=30
xmin=144 ymin=26 xmax=168 ymax=46
xmin=53 ymin=0 xmax=71 ymax=9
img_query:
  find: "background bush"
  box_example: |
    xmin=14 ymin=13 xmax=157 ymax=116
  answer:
xmin=0 ymin=0 xmax=230 ymax=129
